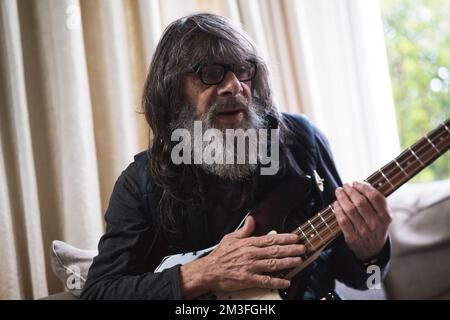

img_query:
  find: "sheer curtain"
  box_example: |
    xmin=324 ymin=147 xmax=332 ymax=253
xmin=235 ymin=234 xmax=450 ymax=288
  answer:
xmin=0 ymin=0 xmax=398 ymax=299
xmin=283 ymin=0 xmax=401 ymax=181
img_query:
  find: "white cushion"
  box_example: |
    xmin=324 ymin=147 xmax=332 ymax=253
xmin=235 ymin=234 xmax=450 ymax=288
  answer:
xmin=385 ymin=180 xmax=450 ymax=299
xmin=50 ymin=240 xmax=97 ymax=298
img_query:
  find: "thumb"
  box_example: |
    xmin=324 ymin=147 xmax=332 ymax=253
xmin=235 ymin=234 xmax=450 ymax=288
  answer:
xmin=234 ymin=215 xmax=255 ymax=239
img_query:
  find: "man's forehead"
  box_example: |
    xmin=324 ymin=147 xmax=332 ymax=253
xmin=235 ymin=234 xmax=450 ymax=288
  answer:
xmin=188 ymin=42 xmax=253 ymax=64
xmin=197 ymin=58 xmax=248 ymax=65
xmin=194 ymin=56 xmax=252 ymax=66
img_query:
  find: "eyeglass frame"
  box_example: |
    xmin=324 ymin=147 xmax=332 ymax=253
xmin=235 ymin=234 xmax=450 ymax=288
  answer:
xmin=190 ymin=59 xmax=258 ymax=86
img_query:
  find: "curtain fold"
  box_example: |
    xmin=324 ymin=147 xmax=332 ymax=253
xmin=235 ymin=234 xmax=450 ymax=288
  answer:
xmin=1 ymin=0 xmax=48 ymax=299
xmin=80 ymin=0 xmax=142 ymax=211
xmin=282 ymin=0 xmax=400 ymax=181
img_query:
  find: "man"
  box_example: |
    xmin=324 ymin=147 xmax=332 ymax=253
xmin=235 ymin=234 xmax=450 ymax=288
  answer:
xmin=81 ymin=13 xmax=391 ymax=300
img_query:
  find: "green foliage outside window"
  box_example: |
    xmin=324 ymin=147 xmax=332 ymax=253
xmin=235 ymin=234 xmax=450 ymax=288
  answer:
xmin=380 ymin=0 xmax=450 ymax=182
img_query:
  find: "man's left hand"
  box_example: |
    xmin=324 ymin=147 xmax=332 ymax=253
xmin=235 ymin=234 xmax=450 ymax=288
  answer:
xmin=333 ymin=181 xmax=392 ymax=262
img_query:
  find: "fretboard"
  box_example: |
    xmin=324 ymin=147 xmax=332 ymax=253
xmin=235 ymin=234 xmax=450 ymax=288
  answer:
xmin=292 ymin=118 xmax=450 ymax=254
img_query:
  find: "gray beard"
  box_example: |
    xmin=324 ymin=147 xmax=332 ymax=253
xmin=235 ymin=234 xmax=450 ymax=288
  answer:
xmin=170 ymin=95 xmax=267 ymax=181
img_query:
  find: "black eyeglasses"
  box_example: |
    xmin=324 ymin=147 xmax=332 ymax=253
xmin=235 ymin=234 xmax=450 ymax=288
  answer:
xmin=192 ymin=60 xmax=257 ymax=85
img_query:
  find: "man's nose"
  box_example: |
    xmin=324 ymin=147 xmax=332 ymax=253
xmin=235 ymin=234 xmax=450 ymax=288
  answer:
xmin=217 ymin=71 xmax=243 ymax=97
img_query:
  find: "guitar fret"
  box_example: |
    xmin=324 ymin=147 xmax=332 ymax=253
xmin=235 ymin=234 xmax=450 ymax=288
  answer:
xmin=379 ymin=169 xmax=395 ymax=189
xmin=408 ymin=147 xmax=425 ymax=167
xmin=308 ymin=220 xmax=325 ymax=245
xmin=394 ymin=159 xmax=409 ymax=178
xmin=318 ymin=212 xmax=334 ymax=236
xmin=444 ymin=123 xmax=450 ymax=134
xmin=328 ymin=204 xmax=340 ymax=221
xmin=425 ymin=134 xmax=441 ymax=154
xmin=298 ymin=227 xmax=316 ymax=251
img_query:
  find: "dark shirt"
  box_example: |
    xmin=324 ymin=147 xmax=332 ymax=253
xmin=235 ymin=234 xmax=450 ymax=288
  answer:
xmin=81 ymin=113 xmax=390 ymax=300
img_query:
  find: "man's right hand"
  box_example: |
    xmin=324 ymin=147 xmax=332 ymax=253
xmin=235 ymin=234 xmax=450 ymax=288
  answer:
xmin=179 ymin=216 xmax=305 ymax=299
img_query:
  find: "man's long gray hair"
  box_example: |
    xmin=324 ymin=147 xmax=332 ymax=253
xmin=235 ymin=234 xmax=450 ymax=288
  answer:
xmin=142 ymin=13 xmax=286 ymax=236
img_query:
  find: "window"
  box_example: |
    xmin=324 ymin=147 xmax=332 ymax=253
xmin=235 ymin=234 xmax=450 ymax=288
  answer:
xmin=380 ymin=0 xmax=450 ymax=182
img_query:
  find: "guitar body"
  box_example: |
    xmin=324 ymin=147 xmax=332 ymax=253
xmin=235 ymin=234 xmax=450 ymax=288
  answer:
xmin=211 ymin=248 xmax=325 ymax=300
xmin=155 ymin=176 xmax=321 ymax=300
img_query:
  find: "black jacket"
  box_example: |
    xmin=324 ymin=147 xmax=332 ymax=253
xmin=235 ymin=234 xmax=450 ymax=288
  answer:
xmin=81 ymin=113 xmax=390 ymax=300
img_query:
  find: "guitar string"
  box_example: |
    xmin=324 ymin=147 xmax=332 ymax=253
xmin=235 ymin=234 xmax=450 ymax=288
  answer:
xmin=366 ymin=123 xmax=449 ymax=188
xmin=296 ymin=129 xmax=450 ymax=248
xmin=291 ymin=126 xmax=450 ymax=248
xmin=275 ymin=128 xmax=449 ymax=279
xmin=295 ymin=128 xmax=450 ymax=250
xmin=300 ymin=127 xmax=450 ymax=240
xmin=274 ymin=122 xmax=449 ymax=247
xmin=365 ymin=124 xmax=449 ymax=189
